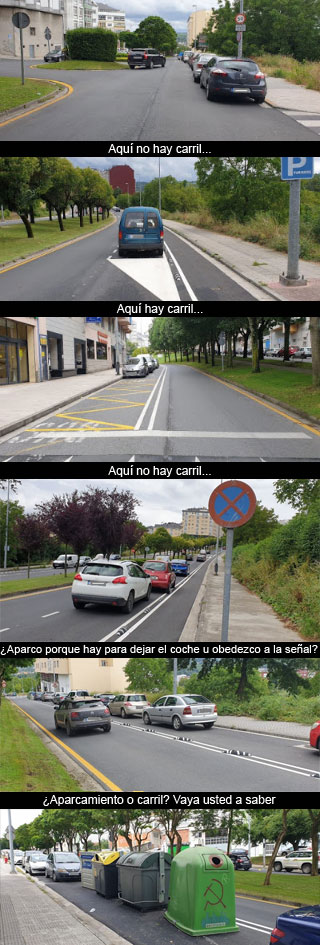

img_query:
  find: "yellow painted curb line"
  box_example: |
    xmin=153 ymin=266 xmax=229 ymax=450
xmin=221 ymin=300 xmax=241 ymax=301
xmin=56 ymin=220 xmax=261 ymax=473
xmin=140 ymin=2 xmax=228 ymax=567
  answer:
xmin=186 ymin=364 xmax=320 ymax=438
xmin=0 ymin=78 xmax=73 ymax=126
xmin=0 ymin=220 xmax=116 ymax=274
xmin=14 ymin=703 xmax=122 ymax=791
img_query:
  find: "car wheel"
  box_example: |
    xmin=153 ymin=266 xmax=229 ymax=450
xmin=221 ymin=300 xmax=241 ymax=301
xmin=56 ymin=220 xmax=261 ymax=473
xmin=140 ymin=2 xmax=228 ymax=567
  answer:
xmin=66 ymin=721 xmax=74 ymax=737
xmin=122 ymin=591 xmax=134 ymax=613
xmin=143 ymin=712 xmax=151 ymax=725
xmin=274 ymin=863 xmax=282 ymax=871
xmin=129 ymin=65 xmax=135 ymax=69
xmin=166 ymin=583 xmax=172 ymax=595
xmin=121 ymin=708 xmax=127 ymax=718
xmin=157 ymin=249 xmax=163 ymax=256
xmin=119 ymin=248 xmax=126 ymax=257
xmin=302 ymin=864 xmax=312 ymax=874
xmin=172 ymin=715 xmax=183 ymax=731
xmin=203 ymin=722 xmax=214 ymax=729
xmin=73 ymin=600 xmax=85 ymax=610
xmin=252 ymin=96 xmax=265 ymax=103
xmin=53 ymin=871 xmax=59 ymax=882
xmin=161 ymin=61 xmax=165 ymax=67
xmin=145 ymin=584 xmax=152 ymax=601
xmin=206 ymin=82 xmax=215 ymax=101
xmin=54 ymin=717 xmax=60 ymax=730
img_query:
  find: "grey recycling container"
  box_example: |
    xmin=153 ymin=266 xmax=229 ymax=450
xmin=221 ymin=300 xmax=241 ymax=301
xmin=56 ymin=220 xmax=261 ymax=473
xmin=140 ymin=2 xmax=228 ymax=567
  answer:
xmin=117 ymin=850 xmax=171 ymax=911
xmin=93 ymin=851 xmax=122 ymax=899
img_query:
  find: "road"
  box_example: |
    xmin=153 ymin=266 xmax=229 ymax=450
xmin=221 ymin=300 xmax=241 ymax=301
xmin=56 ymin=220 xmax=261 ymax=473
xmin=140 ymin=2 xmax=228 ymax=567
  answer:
xmin=9 ymin=697 xmax=319 ymax=792
xmin=1 ymin=556 xmax=213 ymax=642
xmin=29 ymin=875 xmax=311 ymax=945
xmin=1 ymin=364 xmax=319 ymax=463
xmin=0 ymin=57 xmax=319 ymax=141
xmin=0 ymin=218 xmax=275 ymax=302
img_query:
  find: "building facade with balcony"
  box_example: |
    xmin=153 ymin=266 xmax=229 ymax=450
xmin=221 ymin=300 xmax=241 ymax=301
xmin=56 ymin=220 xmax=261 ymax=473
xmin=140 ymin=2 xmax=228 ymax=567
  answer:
xmin=187 ymin=9 xmax=213 ymax=47
xmin=0 ymin=0 xmax=63 ymax=58
xmin=269 ymin=317 xmax=310 ymax=351
xmin=97 ymin=4 xmax=125 ymax=31
xmin=182 ymin=507 xmax=218 ymax=538
xmin=34 ymin=657 xmax=129 ymax=694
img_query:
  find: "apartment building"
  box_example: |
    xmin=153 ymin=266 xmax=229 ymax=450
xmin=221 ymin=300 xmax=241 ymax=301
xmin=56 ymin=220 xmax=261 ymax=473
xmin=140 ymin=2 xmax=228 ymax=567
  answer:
xmin=187 ymin=9 xmax=213 ymax=46
xmin=182 ymin=508 xmax=218 ymax=538
xmin=34 ymin=657 xmax=129 ymax=694
xmin=269 ymin=317 xmax=311 ymax=350
xmin=97 ymin=4 xmax=125 ymax=32
xmin=147 ymin=522 xmax=183 ymax=538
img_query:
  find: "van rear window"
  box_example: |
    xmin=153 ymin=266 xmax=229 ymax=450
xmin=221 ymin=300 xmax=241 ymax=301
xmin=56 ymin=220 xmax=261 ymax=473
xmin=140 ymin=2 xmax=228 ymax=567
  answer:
xmin=124 ymin=212 xmax=144 ymax=229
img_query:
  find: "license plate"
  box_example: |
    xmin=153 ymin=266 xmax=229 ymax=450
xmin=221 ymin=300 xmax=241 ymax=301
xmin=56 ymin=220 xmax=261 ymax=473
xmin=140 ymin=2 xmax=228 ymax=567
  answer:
xmin=128 ymin=234 xmax=144 ymax=239
xmin=232 ymin=87 xmax=250 ymax=92
xmin=153 ymin=576 xmax=159 ymax=581
xmin=87 ymin=581 xmax=105 ymax=586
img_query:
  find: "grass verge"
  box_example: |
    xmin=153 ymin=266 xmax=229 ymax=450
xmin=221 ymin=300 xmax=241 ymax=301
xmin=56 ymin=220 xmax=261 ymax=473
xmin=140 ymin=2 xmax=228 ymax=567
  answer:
xmin=235 ymin=870 xmax=319 ymax=906
xmin=0 ymin=698 xmax=83 ymax=791
xmin=1 ymin=574 xmax=75 ymax=595
xmin=0 ymin=76 xmax=63 ymax=111
xmin=36 ymin=60 xmax=128 ymax=70
xmin=257 ymin=53 xmax=320 ymax=92
xmin=0 ymin=216 xmax=114 ymax=265
xmin=168 ymin=357 xmax=320 ymax=420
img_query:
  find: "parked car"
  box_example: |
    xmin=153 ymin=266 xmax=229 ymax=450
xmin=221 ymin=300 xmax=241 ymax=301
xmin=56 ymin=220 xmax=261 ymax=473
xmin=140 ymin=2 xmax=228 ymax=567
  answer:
xmin=142 ymin=560 xmax=176 ymax=594
xmin=186 ymin=552 xmax=194 ymax=561
xmin=13 ymin=850 xmax=24 ymax=865
xmin=200 ymin=56 xmax=267 ymax=103
xmin=273 ymin=851 xmax=320 ymax=874
xmin=109 ymin=553 xmax=122 ymax=560
xmin=66 ymin=690 xmax=89 ymax=699
xmin=43 ymin=47 xmax=66 ymax=62
xmin=53 ymin=554 xmax=78 ymax=570
xmin=270 ymin=905 xmax=320 ymax=944
xmin=291 ymin=346 xmax=312 ymax=359
xmin=183 ymin=50 xmax=192 ymax=62
xmin=109 ymin=694 xmax=150 ymax=718
xmin=119 ymin=206 xmax=164 ymax=257
xmin=188 ymin=50 xmax=200 ymax=68
xmin=26 ymin=853 xmax=47 ymax=875
xmin=264 ymin=348 xmax=278 ymax=357
xmin=143 ymin=694 xmax=218 ymax=731
xmin=192 ymin=52 xmax=214 ymax=81
xmin=123 ymin=356 xmax=149 ymax=378
xmin=28 ymin=690 xmax=42 ymax=700
xmin=95 ymin=693 xmax=115 ymax=706
xmin=152 ymin=357 xmax=159 ymax=368
xmin=54 ymin=696 xmax=111 ymax=736
xmin=144 ymin=354 xmax=157 ymax=372
xmin=53 ymin=692 xmax=65 ymax=706
xmin=78 ymin=556 xmax=92 ymax=568
xmin=40 ymin=691 xmax=55 ymax=702
xmin=310 ymin=721 xmax=320 ymax=753
xmin=276 ymin=346 xmax=300 ymax=358
xmin=22 ymin=850 xmax=36 ymax=869
xmin=229 ymin=850 xmax=252 ymax=870
xmin=128 ymin=47 xmax=166 ymax=69
xmin=197 ymin=552 xmax=207 ymax=562
xmin=45 ymin=852 xmax=81 ymax=881
xmin=72 ymin=559 xmax=152 ymax=614
xmin=171 ymin=558 xmax=190 ymax=576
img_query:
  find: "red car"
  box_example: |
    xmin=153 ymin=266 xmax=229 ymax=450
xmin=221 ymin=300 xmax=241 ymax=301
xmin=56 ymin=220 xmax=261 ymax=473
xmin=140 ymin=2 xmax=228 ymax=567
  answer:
xmin=276 ymin=345 xmax=300 ymax=358
xmin=310 ymin=721 xmax=320 ymax=752
xmin=143 ymin=560 xmax=176 ymax=594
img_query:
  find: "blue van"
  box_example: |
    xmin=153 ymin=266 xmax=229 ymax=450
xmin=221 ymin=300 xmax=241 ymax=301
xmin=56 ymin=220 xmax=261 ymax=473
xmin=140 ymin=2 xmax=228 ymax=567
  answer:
xmin=119 ymin=206 xmax=164 ymax=257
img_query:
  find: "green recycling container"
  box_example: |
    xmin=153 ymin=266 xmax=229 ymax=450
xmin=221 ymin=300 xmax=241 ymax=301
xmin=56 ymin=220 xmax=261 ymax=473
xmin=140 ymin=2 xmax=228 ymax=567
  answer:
xmin=165 ymin=847 xmax=239 ymax=936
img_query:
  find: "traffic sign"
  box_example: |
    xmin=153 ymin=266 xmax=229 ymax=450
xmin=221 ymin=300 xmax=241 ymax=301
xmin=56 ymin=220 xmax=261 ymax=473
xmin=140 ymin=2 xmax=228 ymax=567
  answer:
xmin=209 ymin=480 xmax=256 ymax=529
xmin=12 ymin=11 xmax=30 ymax=27
xmin=235 ymin=23 xmax=246 ymax=30
xmin=281 ymin=157 xmax=314 ymax=180
xmin=235 ymin=13 xmax=246 ymax=22
xmin=44 ymin=27 xmax=52 ymax=39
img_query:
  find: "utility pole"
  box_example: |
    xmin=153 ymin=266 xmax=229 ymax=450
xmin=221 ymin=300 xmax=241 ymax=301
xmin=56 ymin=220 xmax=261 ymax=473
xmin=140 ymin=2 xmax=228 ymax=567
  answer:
xmin=158 ymin=157 xmax=161 ymax=216
xmin=8 ymin=810 xmax=16 ymax=873
xmin=173 ymin=659 xmax=178 ymax=695
xmin=4 ymin=479 xmax=10 ymax=569
xmin=214 ymin=478 xmax=223 ymax=574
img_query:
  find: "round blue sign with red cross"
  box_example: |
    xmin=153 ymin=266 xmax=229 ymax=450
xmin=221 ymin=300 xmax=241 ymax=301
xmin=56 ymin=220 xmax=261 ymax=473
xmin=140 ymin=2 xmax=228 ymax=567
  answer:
xmin=208 ymin=480 xmax=256 ymax=529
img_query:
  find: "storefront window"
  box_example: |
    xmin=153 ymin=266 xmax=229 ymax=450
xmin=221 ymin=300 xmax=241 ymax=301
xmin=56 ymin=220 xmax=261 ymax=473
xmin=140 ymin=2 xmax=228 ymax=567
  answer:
xmin=87 ymin=339 xmax=95 ymax=359
xmin=8 ymin=344 xmax=18 ymax=383
xmin=97 ymin=343 xmax=108 ymax=360
xmin=0 ymin=344 xmax=7 ymax=383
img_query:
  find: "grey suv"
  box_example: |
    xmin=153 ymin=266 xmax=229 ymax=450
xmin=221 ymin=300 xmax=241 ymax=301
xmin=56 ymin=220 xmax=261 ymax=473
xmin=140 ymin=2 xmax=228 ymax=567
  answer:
xmin=54 ymin=696 xmax=111 ymax=736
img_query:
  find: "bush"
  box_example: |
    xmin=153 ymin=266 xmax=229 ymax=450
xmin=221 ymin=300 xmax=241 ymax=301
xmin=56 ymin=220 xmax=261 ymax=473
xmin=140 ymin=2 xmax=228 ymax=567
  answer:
xmin=65 ymin=28 xmax=117 ymax=62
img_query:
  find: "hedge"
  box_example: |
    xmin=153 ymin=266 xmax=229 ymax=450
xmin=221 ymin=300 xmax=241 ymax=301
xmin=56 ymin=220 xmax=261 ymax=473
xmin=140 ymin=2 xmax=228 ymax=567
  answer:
xmin=65 ymin=28 xmax=117 ymax=62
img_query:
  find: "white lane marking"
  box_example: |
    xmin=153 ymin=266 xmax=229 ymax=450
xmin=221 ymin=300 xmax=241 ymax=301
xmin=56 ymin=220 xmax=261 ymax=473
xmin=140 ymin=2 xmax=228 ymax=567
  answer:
xmin=129 ymin=455 xmax=135 ymax=461
xmin=135 ymin=368 xmax=167 ymax=430
xmin=3 ymin=457 xmax=13 ymax=462
xmin=99 ymin=560 xmax=209 ymax=642
xmin=236 ymin=921 xmax=271 ymax=935
xmin=164 ymin=226 xmax=274 ymax=301
xmin=64 ymin=456 xmax=73 ymax=462
xmin=148 ymin=368 xmax=168 ymax=429
xmin=0 ymin=628 xmax=10 ymax=633
xmin=164 ymin=241 xmax=198 ymax=300
xmin=41 ymin=612 xmax=60 ymax=618
xmin=22 ymin=430 xmax=311 ymax=439
xmin=260 ymin=457 xmax=267 ymax=462
xmin=107 ymin=253 xmax=180 ymax=300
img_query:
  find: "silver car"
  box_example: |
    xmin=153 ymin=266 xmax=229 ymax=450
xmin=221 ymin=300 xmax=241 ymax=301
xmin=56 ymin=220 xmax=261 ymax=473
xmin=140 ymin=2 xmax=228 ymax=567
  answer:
xmin=123 ymin=356 xmax=149 ymax=378
xmin=143 ymin=694 xmax=218 ymax=731
xmin=192 ymin=52 xmax=214 ymax=82
xmin=26 ymin=853 xmax=47 ymax=875
xmin=45 ymin=852 xmax=81 ymax=882
xmin=109 ymin=694 xmax=150 ymax=718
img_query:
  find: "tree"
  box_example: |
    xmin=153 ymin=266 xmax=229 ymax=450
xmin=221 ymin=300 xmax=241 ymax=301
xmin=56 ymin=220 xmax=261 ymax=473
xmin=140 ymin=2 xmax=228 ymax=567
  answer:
xmin=196 ymin=158 xmax=287 ymax=225
xmin=232 ymin=501 xmax=280 ymax=547
xmin=133 ymin=16 xmax=177 ymax=53
xmin=15 ymin=514 xmax=50 ymax=578
xmin=82 ymin=486 xmax=140 ymax=559
xmin=14 ymin=823 xmax=34 ymax=851
xmin=0 ymin=157 xmax=41 ymax=237
xmin=125 ymin=658 xmax=172 ymax=692
xmin=154 ymin=810 xmax=186 ymax=857
xmin=43 ymin=159 xmax=77 ymax=232
xmin=0 ymin=659 xmax=35 ymax=704
xmin=264 ymin=810 xmax=288 ymax=886
xmin=36 ymin=490 xmax=92 ymax=575
xmin=310 ymin=317 xmax=320 ymax=387
xmin=274 ymin=479 xmax=320 ymax=512
xmin=308 ymin=810 xmax=320 ymax=876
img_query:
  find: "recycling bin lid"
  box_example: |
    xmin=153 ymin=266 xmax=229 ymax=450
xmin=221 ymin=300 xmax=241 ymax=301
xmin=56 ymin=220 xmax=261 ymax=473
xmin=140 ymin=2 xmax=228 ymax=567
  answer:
xmin=119 ymin=851 xmax=171 ymax=868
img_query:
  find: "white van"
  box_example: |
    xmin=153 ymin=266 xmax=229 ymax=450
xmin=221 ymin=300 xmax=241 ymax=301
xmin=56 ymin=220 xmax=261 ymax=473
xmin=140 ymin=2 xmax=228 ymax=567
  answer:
xmin=53 ymin=555 xmax=78 ymax=570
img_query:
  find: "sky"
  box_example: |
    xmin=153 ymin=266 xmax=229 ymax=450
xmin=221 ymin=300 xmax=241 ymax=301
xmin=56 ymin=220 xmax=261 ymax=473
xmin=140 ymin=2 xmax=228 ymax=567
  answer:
xmin=14 ymin=479 xmax=294 ymax=527
xmin=109 ymin=0 xmax=214 ymax=34
xmin=1 ymin=810 xmax=42 ymax=834
xmin=69 ymin=157 xmax=198 ymax=183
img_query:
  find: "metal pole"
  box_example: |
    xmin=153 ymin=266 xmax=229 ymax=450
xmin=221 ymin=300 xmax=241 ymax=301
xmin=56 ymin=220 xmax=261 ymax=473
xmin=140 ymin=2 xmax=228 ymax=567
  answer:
xmin=173 ymin=658 xmax=178 ymax=695
xmin=158 ymin=157 xmax=161 ymax=215
xmin=214 ymin=478 xmax=223 ymax=573
xmin=221 ymin=528 xmax=234 ymax=642
xmin=286 ymin=180 xmax=301 ymax=280
xmin=19 ymin=25 xmax=25 ymax=84
xmin=238 ymin=0 xmax=243 ymax=56
xmin=4 ymin=479 xmax=10 ymax=569
xmin=8 ymin=810 xmax=16 ymax=874
xmin=115 ymin=318 xmax=120 ymax=374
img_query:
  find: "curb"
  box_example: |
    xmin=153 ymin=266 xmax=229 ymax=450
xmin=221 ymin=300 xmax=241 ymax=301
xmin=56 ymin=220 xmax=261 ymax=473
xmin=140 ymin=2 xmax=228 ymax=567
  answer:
xmin=13 ymin=707 xmax=108 ymax=790
xmin=180 ymin=559 xmax=212 ymax=642
xmin=1 ymin=583 xmax=72 ymax=598
xmin=0 ymin=218 xmax=115 ymax=273
xmin=0 ymin=84 xmax=68 ymax=121
xmin=236 ymin=891 xmax=306 ymax=907
xmin=0 ymin=371 xmax=123 ymax=437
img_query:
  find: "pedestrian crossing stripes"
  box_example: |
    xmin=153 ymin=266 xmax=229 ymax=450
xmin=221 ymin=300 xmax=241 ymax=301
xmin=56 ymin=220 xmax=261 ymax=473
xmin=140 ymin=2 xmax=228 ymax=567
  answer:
xmin=282 ymin=110 xmax=320 ymax=133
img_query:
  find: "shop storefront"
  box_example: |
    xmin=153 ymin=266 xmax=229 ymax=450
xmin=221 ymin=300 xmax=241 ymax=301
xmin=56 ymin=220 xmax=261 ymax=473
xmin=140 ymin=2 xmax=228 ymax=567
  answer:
xmin=45 ymin=317 xmax=87 ymax=378
xmin=0 ymin=317 xmax=38 ymax=384
xmin=85 ymin=316 xmax=112 ymax=372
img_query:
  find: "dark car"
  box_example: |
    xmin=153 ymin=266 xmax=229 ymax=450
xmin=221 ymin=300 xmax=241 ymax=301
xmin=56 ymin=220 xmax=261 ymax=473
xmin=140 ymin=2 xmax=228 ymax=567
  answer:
xmin=95 ymin=693 xmax=115 ymax=706
xmin=270 ymin=905 xmax=320 ymax=944
xmin=54 ymin=696 xmax=111 ymax=736
xmin=45 ymin=852 xmax=81 ymax=882
xmin=229 ymin=850 xmax=252 ymax=870
xmin=43 ymin=47 xmax=66 ymax=62
xmin=143 ymin=560 xmax=176 ymax=594
xmin=119 ymin=207 xmax=164 ymax=257
xmin=128 ymin=48 xmax=166 ymax=69
xmin=199 ymin=56 xmax=266 ymax=103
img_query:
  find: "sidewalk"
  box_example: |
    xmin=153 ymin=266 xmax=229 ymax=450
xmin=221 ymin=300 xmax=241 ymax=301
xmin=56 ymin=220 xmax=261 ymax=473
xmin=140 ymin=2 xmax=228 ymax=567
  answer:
xmin=216 ymin=716 xmax=310 ymax=739
xmin=164 ymin=219 xmax=320 ymax=301
xmin=181 ymin=557 xmax=303 ymax=642
xmin=266 ymin=74 xmax=320 ymax=113
xmin=0 ymin=861 xmax=131 ymax=945
xmin=0 ymin=368 xmax=122 ymax=437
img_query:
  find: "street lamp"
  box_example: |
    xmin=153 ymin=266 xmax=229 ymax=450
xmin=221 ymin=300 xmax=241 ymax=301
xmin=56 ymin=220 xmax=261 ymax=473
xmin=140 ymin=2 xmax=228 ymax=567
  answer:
xmin=125 ymin=182 xmax=129 ymax=206
xmin=4 ymin=479 xmax=10 ymax=569
xmin=158 ymin=157 xmax=161 ymax=215
xmin=192 ymin=4 xmax=197 ymax=48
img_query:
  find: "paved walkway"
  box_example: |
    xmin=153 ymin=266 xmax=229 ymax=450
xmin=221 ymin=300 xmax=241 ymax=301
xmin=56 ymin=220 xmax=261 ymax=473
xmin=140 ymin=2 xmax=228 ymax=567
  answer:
xmin=0 ymin=368 xmax=122 ymax=436
xmin=164 ymin=219 xmax=320 ymax=301
xmin=181 ymin=557 xmax=303 ymax=642
xmin=0 ymin=861 xmax=131 ymax=945
xmin=217 ymin=716 xmax=309 ymax=739
xmin=266 ymin=74 xmax=320 ymax=113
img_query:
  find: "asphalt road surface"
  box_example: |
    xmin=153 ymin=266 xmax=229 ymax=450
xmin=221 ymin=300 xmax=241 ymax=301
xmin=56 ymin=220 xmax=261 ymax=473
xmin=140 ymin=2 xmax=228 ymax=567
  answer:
xmin=31 ymin=875 xmax=312 ymax=945
xmin=1 ymin=364 xmax=319 ymax=463
xmin=0 ymin=220 xmax=275 ymax=302
xmin=0 ymin=57 xmax=319 ymax=141
xmin=10 ymin=697 xmax=320 ymax=792
xmin=1 ymin=556 xmax=212 ymax=642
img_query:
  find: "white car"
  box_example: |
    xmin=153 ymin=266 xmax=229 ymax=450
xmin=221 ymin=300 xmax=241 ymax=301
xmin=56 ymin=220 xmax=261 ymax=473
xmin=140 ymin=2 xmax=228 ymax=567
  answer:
xmin=72 ymin=559 xmax=152 ymax=614
xmin=274 ymin=851 xmax=320 ymax=874
xmin=53 ymin=554 xmax=78 ymax=570
xmin=26 ymin=853 xmax=47 ymax=875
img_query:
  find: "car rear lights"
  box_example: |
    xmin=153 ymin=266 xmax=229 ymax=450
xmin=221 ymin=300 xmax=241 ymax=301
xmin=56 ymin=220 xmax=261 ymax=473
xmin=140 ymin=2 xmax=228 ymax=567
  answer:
xmin=71 ymin=712 xmax=80 ymax=719
xmin=270 ymin=930 xmax=285 ymax=942
xmin=211 ymin=68 xmax=228 ymax=75
xmin=143 ymin=52 xmax=148 ymax=59
xmin=160 ymin=230 xmax=164 ymax=238
xmin=254 ymin=72 xmax=265 ymax=78
xmin=104 ymin=708 xmax=110 ymax=715
xmin=183 ymin=706 xmax=192 ymax=715
xmin=119 ymin=230 xmax=122 ymax=239
xmin=74 ymin=574 xmax=83 ymax=581
xmin=112 ymin=576 xmax=127 ymax=584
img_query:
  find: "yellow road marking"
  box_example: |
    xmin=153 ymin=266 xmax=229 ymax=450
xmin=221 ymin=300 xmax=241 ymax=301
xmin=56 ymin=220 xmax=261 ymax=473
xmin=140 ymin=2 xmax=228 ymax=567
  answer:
xmin=14 ymin=704 xmax=122 ymax=791
xmin=56 ymin=413 xmax=135 ymax=428
xmin=85 ymin=399 xmax=146 ymax=407
xmin=187 ymin=365 xmax=320 ymax=438
xmin=236 ymin=894 xmax=302 ymax=907
xmin=0 ymin=221 xmax=115 ymax=274
xmin=0 ymin=78 xmax=73 ymax=126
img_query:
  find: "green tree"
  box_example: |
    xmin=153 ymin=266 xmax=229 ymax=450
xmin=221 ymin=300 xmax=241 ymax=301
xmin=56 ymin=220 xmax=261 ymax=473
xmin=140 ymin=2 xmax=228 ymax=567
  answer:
xmin=274 ymin=479 xmax=320 ymax=512
xmin=125 ymin=658 xmax=172 ymax=692
xmin=196 ymin=157 xmax=287 ymax=224
xmin=14 ymin=823 xmax=34 ymax=851
xmin=233 ymin=501 xmax=280 ymax=547
xmin=0 ymin=157 xmax=40 ymax=237
xmin=0 ymin=659 xmax=35 ymax=703
xmin=134 ymin=16 xmax=177 ymax=53
xmin=43 ymin=158 xmax=77 ymax=232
